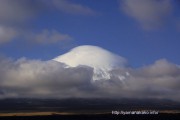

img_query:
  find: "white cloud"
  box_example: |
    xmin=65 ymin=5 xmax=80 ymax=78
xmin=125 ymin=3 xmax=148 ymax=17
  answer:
xmin=0 ymin=56 xmax=180 ymax=101
xmin=120 ymin=0 xmax=173 ymax=29
xmin=52 ymin=0 xmax=96 ymax=15
xmin=0 ymin=26 xmax=19 ymax=43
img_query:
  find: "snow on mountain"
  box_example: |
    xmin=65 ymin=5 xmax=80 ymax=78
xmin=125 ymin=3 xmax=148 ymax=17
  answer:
xmin=53 ymin=45 xmax=129 ymax=81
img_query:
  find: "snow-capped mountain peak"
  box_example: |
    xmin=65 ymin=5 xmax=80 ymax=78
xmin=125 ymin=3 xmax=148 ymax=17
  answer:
xmin=53 ymin=45 xmax=128 ymax=81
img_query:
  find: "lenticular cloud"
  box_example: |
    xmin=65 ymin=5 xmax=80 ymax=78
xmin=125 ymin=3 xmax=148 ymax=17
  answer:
xmin=53 ymin=45 xmax=127 ymax=81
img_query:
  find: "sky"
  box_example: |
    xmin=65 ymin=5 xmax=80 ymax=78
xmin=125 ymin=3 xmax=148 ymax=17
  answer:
xmin=0 ymin=0 xmax=179 ymax=67
xmin=0 ymin=0 xmax=180 ymax=101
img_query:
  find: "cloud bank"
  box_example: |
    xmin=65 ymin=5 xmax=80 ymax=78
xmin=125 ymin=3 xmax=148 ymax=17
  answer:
xmin=0 ymin=50 xmax=180 ymax=101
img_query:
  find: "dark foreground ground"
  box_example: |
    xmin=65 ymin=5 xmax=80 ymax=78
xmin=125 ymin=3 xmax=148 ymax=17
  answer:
xmin=0 ymin=98 xmax=180 ymax=120
xmin=0 ymin=113 xmax=180 ymax=120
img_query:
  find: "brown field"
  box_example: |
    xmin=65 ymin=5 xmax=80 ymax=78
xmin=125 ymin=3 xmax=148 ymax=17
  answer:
xmin=159 ymin=110 xmax=180 ymax=114
xmin=0 ymin=111 xmax=111 ymax=117
xmin=0 ymin=112 xmax=74 ymax=116
xmin=0 ymin=110 xmax=180 ymax=117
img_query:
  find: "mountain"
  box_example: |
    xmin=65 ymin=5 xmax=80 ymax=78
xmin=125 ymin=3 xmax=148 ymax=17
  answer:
xmin=53 ymin=45 xmax=127 ymax=81
xmin=0 ymin=98 xmax=180 ymax=113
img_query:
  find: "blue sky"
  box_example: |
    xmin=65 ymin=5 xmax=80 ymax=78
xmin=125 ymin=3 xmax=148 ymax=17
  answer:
xmin=1 ymin=0 xmax=180 ymax=100
xmin=0 ymin=0 xmax=180 ymax=67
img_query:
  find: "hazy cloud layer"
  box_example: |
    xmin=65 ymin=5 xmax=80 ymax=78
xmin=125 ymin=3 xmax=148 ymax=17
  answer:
xmin=0 ymin=27 xmax=73 ymax=45
xmin=0 ymin=57 xmax=179 ymax=101
xmin=0 ymin=0 xmax=45 ymax=24
xmin=52 ymin=0 xmax=96 ymax=15
xmin=0 ymin=0 xmax=42 ymax=44
xmin=28 ymin=29 xmax=74 ymax=44
xmin=0 ymin=0 xmax=97 ymax=24
xmin=120 ymin=0 xmax=173 ymax=29
xmin=0 ymin=0 xmax=96 ymax=44
xmin=0 ymin=26 xmax=19 ymax=43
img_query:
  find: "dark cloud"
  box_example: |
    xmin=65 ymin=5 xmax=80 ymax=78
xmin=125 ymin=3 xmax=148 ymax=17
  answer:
xmin=0 ymin=57 xmax=180 ymax=101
